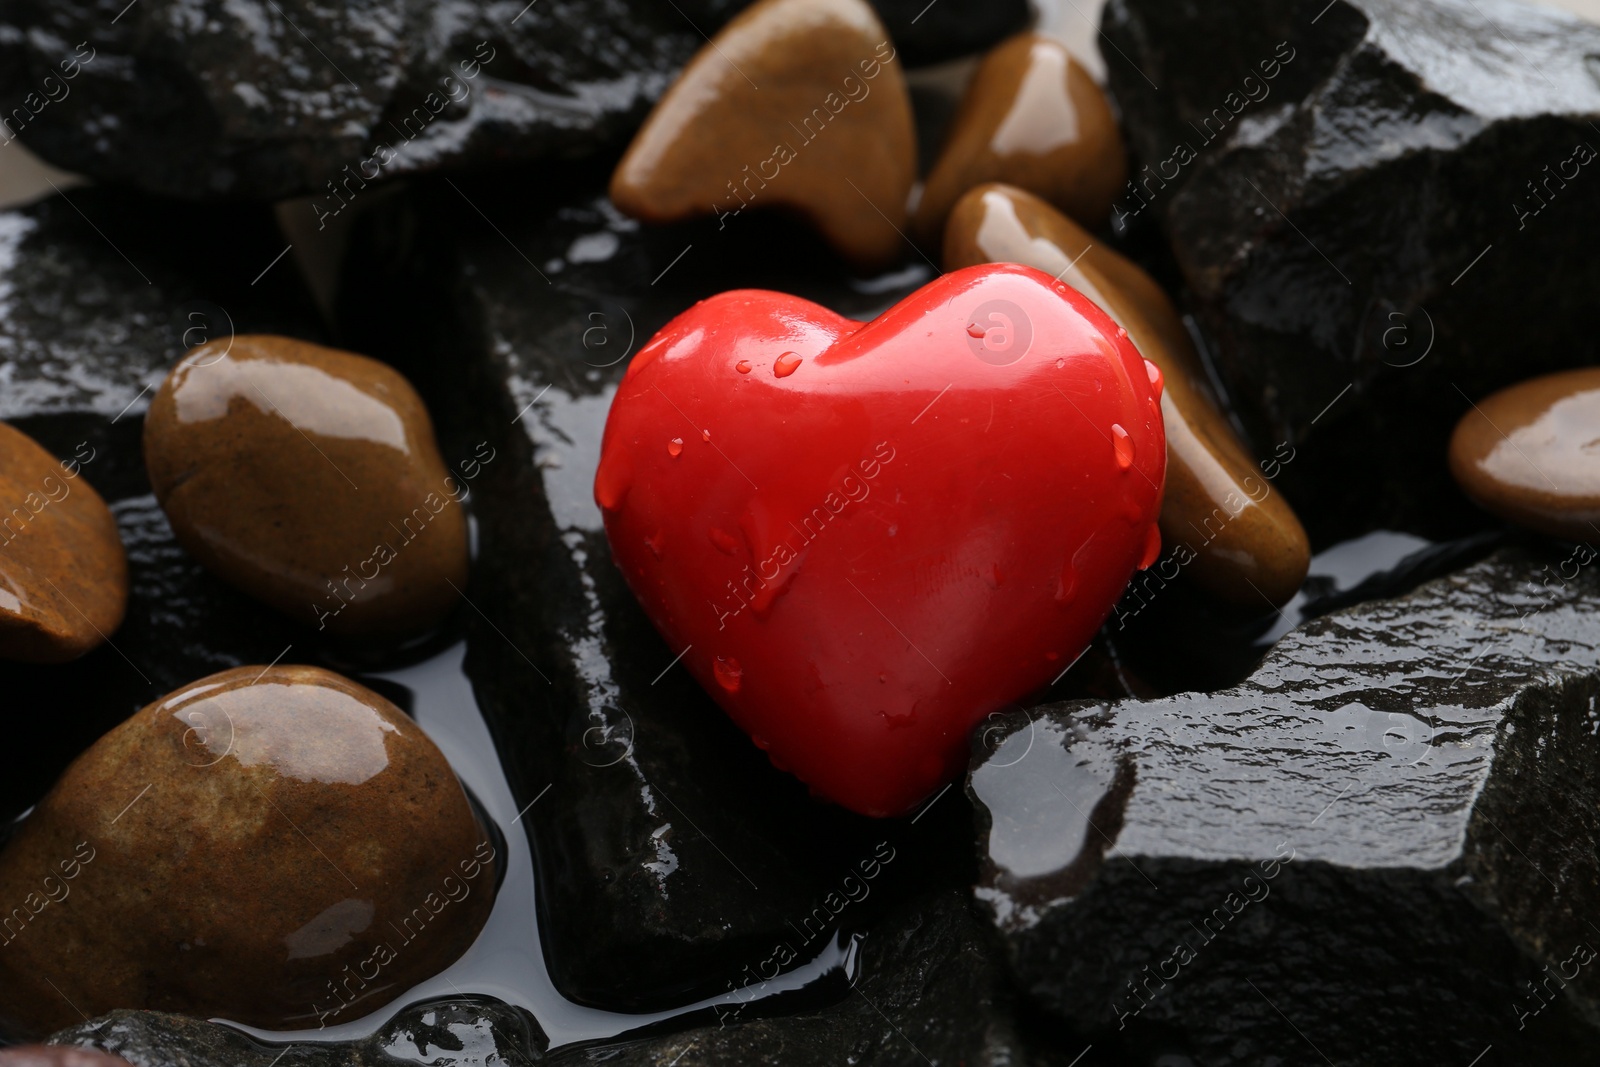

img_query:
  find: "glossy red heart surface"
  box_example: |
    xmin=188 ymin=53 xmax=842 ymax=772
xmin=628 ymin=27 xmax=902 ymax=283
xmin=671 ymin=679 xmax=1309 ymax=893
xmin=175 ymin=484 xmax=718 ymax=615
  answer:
xmin=595 ymin=263 xmax=1166 ymax=817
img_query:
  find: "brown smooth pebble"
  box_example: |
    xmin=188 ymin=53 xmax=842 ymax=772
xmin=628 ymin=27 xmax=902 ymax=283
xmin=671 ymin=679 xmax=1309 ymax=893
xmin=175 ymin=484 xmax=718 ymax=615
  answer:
xmin=0 ymin=1049 xmax=134 ymax=1067
xmin=609 ymin=0 xmax=915 ymax=270
xmin=0 ymin=665 xmax=497 ymax=1037
xmin=143 ymin=335 xmax=470 ymax=639
xmin=1449 ymin=368 xmax=1600 ymax=540
xmin=0 ymin=422 xmax=127 ymax=662
xmin=913 ymin=34 xmax=1125 ymax=245
xmin=945 ymin=184 xmax=1311 ymax=607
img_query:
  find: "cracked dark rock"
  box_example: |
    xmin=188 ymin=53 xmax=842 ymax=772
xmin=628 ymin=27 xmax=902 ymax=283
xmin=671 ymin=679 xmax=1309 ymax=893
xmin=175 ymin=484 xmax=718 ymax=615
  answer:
xmin=970 ymin=546 xmax=1600 ymax=1065
xmin=1099 ymin=0 xmax=1600 ymax=544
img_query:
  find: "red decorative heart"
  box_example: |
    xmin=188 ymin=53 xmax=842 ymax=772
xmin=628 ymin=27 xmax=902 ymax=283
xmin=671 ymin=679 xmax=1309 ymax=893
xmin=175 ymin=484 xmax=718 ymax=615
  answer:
xmin=595 ymin=264 xmax=1166 ymax=816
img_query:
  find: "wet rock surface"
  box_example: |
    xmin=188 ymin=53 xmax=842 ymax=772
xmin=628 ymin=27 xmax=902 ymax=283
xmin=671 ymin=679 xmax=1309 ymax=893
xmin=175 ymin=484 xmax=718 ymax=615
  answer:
xmin=1099 ymin=0 xmax=1600 ymax=544
xmin=0 ymin=188 xmax=321 ymax=826
xmin=610 ymin=0 xmax=915 ymax=270
xmin=913 ymin=34 xmax=1124 ymax=244
xmin=970 ymin=547 xmax=1600 ymax=1064
xmin=1449 ymin=367 xmax=1600 ymax=541
xmin=0 ymin=665 xmax=496 ymax=1037
xmin=0 ymin=0 xmax=756 ymax=201
xmin=867 ymin=0 xmax=1030 ymax=67
xmin=48 ymin=998 xmax=547 ymax=1067
xmin=335 ymin=169 xmax=970 ymax=1012
xmin=144 ymin=335 xmax=470 ymax=639
xmin=0 ymin=421 xmax=126 ymax=662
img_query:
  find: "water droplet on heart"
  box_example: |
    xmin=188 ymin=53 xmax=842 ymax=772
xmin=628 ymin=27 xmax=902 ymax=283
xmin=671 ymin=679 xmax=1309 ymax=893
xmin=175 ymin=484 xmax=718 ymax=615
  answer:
xmin=1145 ymin=359 xmax=1164 ymax=396
xmin=736 ymin=359 xmax=753 ymax=374
xmin=708 ymin=527 xmax=739 ymax=555
xmin=1139 ymin=524 xmax=1162 ymax=570
xmin=701 ymin=428 xmax=711 ymax=442
xmin=1045 ymin=651 xmax=1059 ymax=662
xmin=751 ymin=733 xmax=770 ymax=751
xmin=773 ymin=352 xmax=802 ymax=378
xmin=644 ymin=532 xmax=664 ymax=560
xmin=1056 ymin=561 xmax=1078 ymax=602
xmin=881 ymin=705 xmax=916 ymax=728
xmin=594 ymin=457 xmax=630 ymax=510
xmin=1111 ymin=424 xmax=1135 ymax=469
xmin=984 ymin=563 xmax=1003 ymax=590
xmin=713 ymin=656 xmax=742 ymax=693
xmin=1116 ymin=326 xmax=1129 ymax=340
xmin=966 ymin=321 xmax=987 ymax=339
xmin=666 ymin=437 xmax=683 ymax=457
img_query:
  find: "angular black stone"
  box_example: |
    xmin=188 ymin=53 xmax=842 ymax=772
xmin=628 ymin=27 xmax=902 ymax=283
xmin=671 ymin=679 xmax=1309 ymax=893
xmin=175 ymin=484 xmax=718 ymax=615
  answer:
xmin=0 ymin=188 xmax=322 ymax=823
xmin=1099 ymin=0 xmax=1600 ymax=544
xmin=969 ymin=546 xmax=1600 ymax=1065
xmin=868 ymin=0 xmax=1030 ymax=67
xmin=334 ymin=167 xmax=972 ymax=1012
xmin=0 ymin=0 xmax=749 ymax=201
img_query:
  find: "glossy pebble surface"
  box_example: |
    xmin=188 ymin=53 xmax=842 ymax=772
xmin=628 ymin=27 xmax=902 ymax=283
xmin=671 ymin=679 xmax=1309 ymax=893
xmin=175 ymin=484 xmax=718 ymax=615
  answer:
xmin=609 ymin=0 xmax=915 ymax=270
xmin=913 ymin=34 xmax=1125 ymax=244
xmin=595 ymin=263 xmax=1164 ymax=817
xmin=0 ymin=422 xmax=128 ymax=663
xmin=0 ymin=665 xmax=495 ymax=1037
xmin=945 ymin=184 xmax=1311 ymax=607
xmin=0 ymin=1050 xmax=133 ymax=1067
xmin=142 ymin=335 xmax=470 ymax=639
xmin=1449 ymin=367 xmax=1600 ymax=540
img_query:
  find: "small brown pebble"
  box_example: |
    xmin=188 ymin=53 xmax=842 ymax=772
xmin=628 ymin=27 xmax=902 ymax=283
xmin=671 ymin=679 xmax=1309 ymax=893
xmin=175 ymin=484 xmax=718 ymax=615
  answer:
xmin=0 ymin=1048 xmax=134 ymax=1067
xmin=913 ymin=34 xmax=1125 ymax=245
xmin=142 ymin=335 xmax=470 ymax=639
xmin=1449 ymin=368 xmax=1600 ymax=541
xmin=945 ymin=184 xmax=1311 ymax=607
xmin=0 ymin=422 xmax=127 ymax=663
xmin=0 ymin=664 xmax=497 ymax=1037
xmin=609 ymin=0 xmax=916 ymax=270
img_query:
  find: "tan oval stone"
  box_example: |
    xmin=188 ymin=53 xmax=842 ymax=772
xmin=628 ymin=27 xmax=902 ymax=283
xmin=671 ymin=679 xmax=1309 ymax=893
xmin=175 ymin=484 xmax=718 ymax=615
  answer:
xmin=945 ymin=184 xmax=1311 ymax=607
xmin=0 ymin=665 xmax=496 ymax=1037
xmin=1449 ymin=368 xmax=1600 ymax=541
xmin=913 ymin=34 xmax=1125 ymax=245
xmin=0 ymin=1049 xmax=133 ymax=1067
xmin=0 ymin=422 xmax=127 ymax=663
xmin=609 ymin=0 xmax=916 ymax=270
xmin=143 ymin=335 xmax=470 ymax=639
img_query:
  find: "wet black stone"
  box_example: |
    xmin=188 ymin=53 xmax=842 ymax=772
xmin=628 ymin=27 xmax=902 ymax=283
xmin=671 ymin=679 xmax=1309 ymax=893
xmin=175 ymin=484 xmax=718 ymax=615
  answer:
xmin=0 ymin=188 xmax=322 ymax=823
xmin=0 ymin=0 xmax=750 ymax=201
xmin=334 ymin=167 xmax=970 ymax=1012
xmin=1099 ymin=0 xmax=1600 ymax=545
xmin=47 ymin=998 xmax=548 ymax=1067
xmin=868 ymin=0 xmax=1031 ymax=67
xmin=969 ymin=547 xmax=1600 ymax=1065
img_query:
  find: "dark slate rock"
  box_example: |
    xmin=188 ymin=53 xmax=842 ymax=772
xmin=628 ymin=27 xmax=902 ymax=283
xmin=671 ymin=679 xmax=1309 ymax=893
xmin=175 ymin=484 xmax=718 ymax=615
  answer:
xmin=48 ymin=998 xmax=548 ymax=1067
xmin=0 ymin=0 xmax=749 ymax=201
xmin=868 ymin=0 xmax=1031 ymax=67
xmin=1099 ymin=0 xmax=1600 ymax=544
xmin=334 ymin=167 xmax=973 ymax=1012
xmin=0 ymin=188 xmax=322 ymax=823
xmin=969 ymin=546 xmax=1600 ymax=1065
